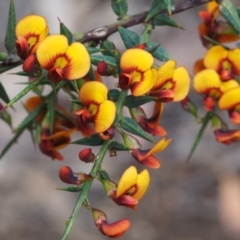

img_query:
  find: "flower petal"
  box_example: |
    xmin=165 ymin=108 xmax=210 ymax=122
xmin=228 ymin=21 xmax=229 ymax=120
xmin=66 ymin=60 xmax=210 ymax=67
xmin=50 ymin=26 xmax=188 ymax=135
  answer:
xmin=207 ymin=1 xmax=219 ymax=18
xmin=220 ymin=80 xmax=239 ymax=93
xmin=63 ymin=42 xmax=90 ymax=80
xmin=172 ymin=66 xmax=190 ymax=101
xmin=146 ymin=138 xmax=172 ymax=157
xmin=101 ymin=219 xmax=131 ymax=238
xmin=131 ymin=169 xmax=150 ymax=200
xmin=219 ymin=87 xmax=240 ymax=110
xmin=131 ymin=68 xmax=157 ymax=96
xmin=25 ymin=96 xmax=43 ymax=112
xmin=193 ymin=58 xmax=205 ymax=75
xmin=204 ymin=45 xmax=228 ymax=71
xmin=16 ymin=15 xmax=48 ymax=44
xmin=214 ymin=129 xmax=240 ymax=145
xmin=120 ymin=49 xmax=153 ymax=73
xmin=152 ymin=60 xmax=176 ymax=90
xmin=36 ymin=35 xmax=69 ymax=69
xmin=227 ymin=48 xmax=240 ymax=75
xmin=116 ymin=166 xmax=138 ymax=198
xmin=79 ymin=81 xmax=108 ymax=106
xmin=93 ymin=100 xmax=116 ymax=133
xmin=193 ymin=69 xmax=221 ymax=94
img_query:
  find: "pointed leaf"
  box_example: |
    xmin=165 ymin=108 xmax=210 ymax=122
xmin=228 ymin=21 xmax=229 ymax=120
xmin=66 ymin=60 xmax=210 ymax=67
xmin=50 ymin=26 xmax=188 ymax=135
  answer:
xmin=0 ymin=61 xmax=21 ymax=74
xmin=0 ymin=82 xmax=10 ymax=104
xmin=118 ymin=26 xmax=140 ymax=49
xmin=153 ymin=15 xmax=182 ymax=29
xmin=125 ymin=95 xmax=155 ymax=108
xmin=100 ymin=40 xmax=115 ymax=57
xmin=0 ymin=109 xmax=12 ymax=129
xmin=186 ymin=112 xmax=211 ymax=163
xmin=120 ymin=117 xmax=154 ymax=142
xmin=220 ymin=0 xmax=240 ymax=34
xmin=110 ymin=141 xmax=131 ymax=151
xmin=59 ymin=18 xmax=73 ymax=44
xmin=111 ymin=0 xmax=128 ymax=17
xmin=86 ymin=47 xmax=101 ymax=54
xmin=108 ymin=89 xmax=120 ymax=102
xmin=91 ymin=55 xmax=117 ymax=67
xmin=146 ymin=42 xmax=170 ymax=61
xmin=48 ymin=97 xmax=55 ymax=134
xmin=163 ymin=0 xmax=174 ymax=15
xmin=145 ymin=0 xmax=166 ymax=22
xmin=5 ymin=0 xmax=16 ymax=53
xmin=99 ymin=170 xmax=110 ymax=180
xmin=57 ymin=186 xmax=83 ymax=192
xmin=1 ymin=75 xmax=43 ymax=111
xmin=71 ymin=133 xmax=104 ymax=146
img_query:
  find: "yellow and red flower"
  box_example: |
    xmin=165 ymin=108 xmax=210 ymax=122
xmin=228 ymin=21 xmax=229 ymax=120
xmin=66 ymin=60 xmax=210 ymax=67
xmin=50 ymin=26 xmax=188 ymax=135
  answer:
xmin=119 ymin=48 xmax=157 ymax=96
xmin=113 ymin=166 xmax=150 ymax=209
xmin=130 ymin=102 xmax=166 ymax=136
xmin=214 ymin=128 xmax=240 ymax=145
xmin=198 ymin=1 xmax=239 ymax=47
xmin=193 ymin=69 xmax=239 ymax=111
xmin=204 ymin=45 xmax=240 ymax=80
xmin=219 ymin=87 xmax=240 ymax=124
xmin=131 ymin=138 xmax=171 ymax=168
xmin=16 ymin=15 xmax=48 ymax=60
xmin=36 ymin=34 xmax=90 ymax=82
xmin=92 ymin=208 xmax=130 ymax=238
xmin=78 ymin=81 xmax=116 ymax=133
xmin=149 ymin=60 xmax=190 ymax=102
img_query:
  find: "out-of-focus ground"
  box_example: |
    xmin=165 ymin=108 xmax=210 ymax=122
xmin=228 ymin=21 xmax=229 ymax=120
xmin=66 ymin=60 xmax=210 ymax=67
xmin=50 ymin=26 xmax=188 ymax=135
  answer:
xmin=1 ymin=0 xmax=240 ymax=240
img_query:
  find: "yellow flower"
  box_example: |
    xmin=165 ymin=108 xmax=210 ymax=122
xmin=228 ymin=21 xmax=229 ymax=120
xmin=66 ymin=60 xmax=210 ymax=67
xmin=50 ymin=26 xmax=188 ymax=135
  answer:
xmin=219 ymin=87 xmax=240 ymax=124
xmin=119 ymin=48 xmax=156 ymax=96
xmin=113 ymin=166 xmax=150 ymax=209
xmin=193 ymin=69 xmax=238 ymax=111
xmin=78 ymin=81 xmax=116 ymax=133
xmin=16 ymin=15 xmax=48 ymax=60
xmin=36 ymin=35 xmax=90 ymax=82
xmin=149 ymin=60 xmax=190 ymax=102
xmin=204 ymin=45 xmax=240 ymax=80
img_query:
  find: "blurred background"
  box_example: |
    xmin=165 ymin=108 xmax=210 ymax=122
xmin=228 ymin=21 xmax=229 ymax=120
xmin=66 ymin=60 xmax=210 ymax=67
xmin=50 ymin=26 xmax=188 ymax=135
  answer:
xmin=0 ymin=0 xmax=240 ymax=239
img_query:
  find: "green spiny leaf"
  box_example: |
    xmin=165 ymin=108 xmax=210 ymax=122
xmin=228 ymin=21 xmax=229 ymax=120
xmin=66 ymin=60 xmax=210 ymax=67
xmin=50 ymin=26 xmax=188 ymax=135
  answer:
xmin=146 ymin=42 xmax=170 ymax=61
xmin=57 ymin=186 xmax=83 ymax=192
xmin=153 ymin=15 xmax=182 ymax=29
xmin=72 ymin=133 xmax=104 ymax=146
xmin=220 ymin=0 xmax=240 ymax=34
xmin=0 ymin=82 xmax=10 ymax=104
xmin=91 ymin=55 xmax=117 ymax=67
xmin=5 ymin=0 xmax=16 ymax=53
xmin=163 ymin=0 xmax=174 ymax=15
xmin=125 ymin=95 xmax=155 ymax=108
xmin=111 ymin=0 xmax=128 ymax=17
xmin=120 ymin=117 xmax=154 ymax=142
xmin=59 ymin=18 xmax=73 ymax=44
xmin=108 ymin=89 xmax=120 ymax=102
xmin=110 ymin=141 xmax=130 ymax=151
xmin=118 ymin=26 xmax=140 ymax=49
xmin=145 ymin=0 xmax=166 ymax=22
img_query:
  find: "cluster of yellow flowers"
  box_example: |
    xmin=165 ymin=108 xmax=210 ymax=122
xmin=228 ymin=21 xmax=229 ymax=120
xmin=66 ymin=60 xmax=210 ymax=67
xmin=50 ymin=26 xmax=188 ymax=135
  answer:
xmin=15 ymin=14 xmax=191 ymax=237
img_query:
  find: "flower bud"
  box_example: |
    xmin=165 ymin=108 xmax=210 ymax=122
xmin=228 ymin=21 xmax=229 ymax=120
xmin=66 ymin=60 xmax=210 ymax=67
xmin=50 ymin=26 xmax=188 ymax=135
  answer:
xmin=79 ymin=148 xmax=95 ymax=163
xmin=23 ymin=54 xmax=41 ymax=75
xmin=99 ymin=127 xmax=115 ymax=140
xmin=97 ymin=61 xmax=114 ymax=76
xmin=92 ymin=208 xmax=131 ymax=238
xmin=121 ymin=132 xmax=141 ymax=149
xmin=59 ymin=166 xmax=87 ymax=185
xmin=101 ymin=179 xmax=117 ymax=196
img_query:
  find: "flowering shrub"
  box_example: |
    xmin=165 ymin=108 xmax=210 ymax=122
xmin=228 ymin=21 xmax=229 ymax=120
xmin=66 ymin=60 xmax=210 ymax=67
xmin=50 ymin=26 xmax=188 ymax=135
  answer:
xmin=0 ymin=0 xmax=240 ymax=239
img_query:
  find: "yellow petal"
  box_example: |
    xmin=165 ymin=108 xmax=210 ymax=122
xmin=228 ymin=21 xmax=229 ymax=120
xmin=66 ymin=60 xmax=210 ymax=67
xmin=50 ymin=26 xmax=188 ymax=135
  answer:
xmin=220 ymin=80 xmax=239 ymax=93
xmin=172 ymin=67 xmax=190 ymax=101
xmin=36 ymin=35 xmax=68 ymax=69
xmin=131 ymin=68 xmax=157 ymax=96
xmin=193 ymin=59 xmax=205 ymax=75
xmin=204 ymin=45 xmax=228 ymax=70
xmin=219 ymin=87 xmax=240 ymax=110
xmin=207 ymin=1 xmax=219 ymax=18
xmin=16 ymin=15 xmax=48 ymax=40
xmin=79 ymin=81 xmax=108 ymax=106
xmin=64 ymin=42 xmax=90 ymax=80
xmin=146 ymin=138 xmax=172 ymax=157
xmin=193 ymin=69 xmax=221 ymax=94
xmin=227 ymin=48 xmax=240 ymax=75
xmin=120 ymin=49 xmax=153 ymax=73
xmin=116 ymin=166 xmax=138 ymax=198
xmin=93 ymin=100 xmax=116 ymax=133
xmin=131 ymin=169 xmax=150 ymax=200
xmin=153 ymin=60 xmax=176 ymax=90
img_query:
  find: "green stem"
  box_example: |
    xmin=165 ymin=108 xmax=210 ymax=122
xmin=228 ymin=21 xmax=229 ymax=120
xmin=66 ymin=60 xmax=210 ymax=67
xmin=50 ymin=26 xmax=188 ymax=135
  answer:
xmin=61 ymin=139 xmax=112 ymax=240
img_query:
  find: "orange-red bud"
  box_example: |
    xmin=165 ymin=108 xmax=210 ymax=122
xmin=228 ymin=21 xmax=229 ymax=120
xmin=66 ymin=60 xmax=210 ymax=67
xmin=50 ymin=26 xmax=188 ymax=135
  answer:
xmin=22 ymin=54 xmax=41 ymax=75
xmin=79 ymin=148 xmax=95 ymax=163
xmin=99 ymin=127 xmax=115 ymax=140
xmin=97 ymin=61 xmax=114 ymax=76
